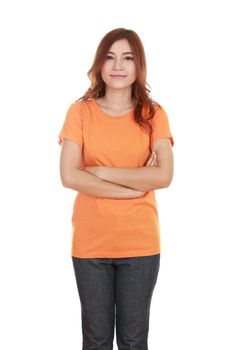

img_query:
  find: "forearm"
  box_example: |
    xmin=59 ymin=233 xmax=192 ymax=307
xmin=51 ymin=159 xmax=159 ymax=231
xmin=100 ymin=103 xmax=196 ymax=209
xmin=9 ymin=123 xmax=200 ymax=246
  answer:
xmin=62 ymin=168 xmax=145 ymax=199
xmin=99 ymin=166 xmax=167 ymax=192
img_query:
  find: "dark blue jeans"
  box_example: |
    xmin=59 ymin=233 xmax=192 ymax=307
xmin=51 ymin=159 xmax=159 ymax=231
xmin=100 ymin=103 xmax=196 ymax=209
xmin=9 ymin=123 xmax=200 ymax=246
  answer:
xmin=72 ymin=253 xmax=160 ymax=350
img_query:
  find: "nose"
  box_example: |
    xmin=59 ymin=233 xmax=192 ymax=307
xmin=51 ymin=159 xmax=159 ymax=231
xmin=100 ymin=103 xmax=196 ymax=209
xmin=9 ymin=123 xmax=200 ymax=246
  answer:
xmin=113 ymin=58 xmax=124 ymax=70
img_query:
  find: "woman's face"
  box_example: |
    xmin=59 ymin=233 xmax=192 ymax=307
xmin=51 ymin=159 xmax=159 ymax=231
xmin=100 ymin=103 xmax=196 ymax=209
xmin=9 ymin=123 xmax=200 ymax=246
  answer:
xmin=100 ymin=39 xmax=136 ymax=90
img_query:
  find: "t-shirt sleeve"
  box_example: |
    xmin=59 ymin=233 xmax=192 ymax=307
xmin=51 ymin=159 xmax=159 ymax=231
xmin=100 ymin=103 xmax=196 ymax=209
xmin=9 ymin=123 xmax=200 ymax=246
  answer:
xmin=58 ymin=102 xmax=83 ymax=148
xmin=150 ymin=104 xmax=174 ymax=147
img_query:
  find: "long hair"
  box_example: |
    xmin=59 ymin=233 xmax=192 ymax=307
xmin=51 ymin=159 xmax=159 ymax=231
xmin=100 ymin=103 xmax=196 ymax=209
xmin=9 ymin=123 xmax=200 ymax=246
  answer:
xmin=76 ymin=28 xmax=161 ymax=135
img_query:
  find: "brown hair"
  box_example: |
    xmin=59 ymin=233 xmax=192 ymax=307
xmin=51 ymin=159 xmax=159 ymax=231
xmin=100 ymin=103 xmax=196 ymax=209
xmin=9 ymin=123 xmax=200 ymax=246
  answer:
xmin=76 ymin=28 xmax=161 ymax=135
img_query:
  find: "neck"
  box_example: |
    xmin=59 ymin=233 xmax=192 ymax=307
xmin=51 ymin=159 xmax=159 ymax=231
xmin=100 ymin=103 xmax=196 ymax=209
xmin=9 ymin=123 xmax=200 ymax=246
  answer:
xmin=100 ymin=88 xmax=135 ymax=109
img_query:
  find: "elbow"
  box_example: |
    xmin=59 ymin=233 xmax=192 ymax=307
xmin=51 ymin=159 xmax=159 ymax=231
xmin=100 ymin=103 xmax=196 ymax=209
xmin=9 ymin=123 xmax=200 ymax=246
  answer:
xmin=163 ymin=173 xmax=174 ymax=188
xmin=61 ymin=177 xmax=70 ymax=188
xmin=163 ymin=180 xmax=171 ymax=188
xmin=151 ymin=174 xmax=173 ymax=191
xmin=62 ymin=180 xmax=70 ymax=188
xmin=160 ymin=164 xmax=174 ymax=188
xmin=60 ymin=168 xmax=83 ymax=188
xmin=60 ymin=171 xmax=71 ymax=188
xmin=147 ymin=163 xmax=174 ymax=191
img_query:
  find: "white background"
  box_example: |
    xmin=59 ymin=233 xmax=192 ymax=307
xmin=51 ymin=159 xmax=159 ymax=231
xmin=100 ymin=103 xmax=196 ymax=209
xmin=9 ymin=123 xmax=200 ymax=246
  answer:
xmin=0 ymin=0 xmax=232 ymax=349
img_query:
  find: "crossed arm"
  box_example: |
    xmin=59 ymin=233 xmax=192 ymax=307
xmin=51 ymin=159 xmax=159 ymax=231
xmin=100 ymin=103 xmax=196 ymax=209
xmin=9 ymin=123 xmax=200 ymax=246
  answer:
xmin=81 ymin=138 xmax=174 ymax=192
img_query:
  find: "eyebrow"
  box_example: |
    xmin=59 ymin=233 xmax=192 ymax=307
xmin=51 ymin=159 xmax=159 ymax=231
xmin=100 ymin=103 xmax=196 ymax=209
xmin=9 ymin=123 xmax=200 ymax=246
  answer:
xmin=107 ymin=51 xmax=133 ymax=55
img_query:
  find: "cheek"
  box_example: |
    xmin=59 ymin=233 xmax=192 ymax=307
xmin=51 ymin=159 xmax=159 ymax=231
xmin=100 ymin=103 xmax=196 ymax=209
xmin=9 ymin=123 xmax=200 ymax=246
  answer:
xmin=102 ymin=61 xmax=111 ymax=70
xmin=101 ymin=64 xmax=111 ymax=77
xmin=128 ymin=62 xmax=136 ymax=72
xmin=129 ymin=65 xmax=136 ymax=77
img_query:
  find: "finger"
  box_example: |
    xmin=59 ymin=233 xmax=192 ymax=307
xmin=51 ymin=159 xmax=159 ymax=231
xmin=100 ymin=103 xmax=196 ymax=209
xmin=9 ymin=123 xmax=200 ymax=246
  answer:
xmin=152 ymin=153 xmax=157 ymax=166
xmin=146 ymin=154 xmax=154 ymax=166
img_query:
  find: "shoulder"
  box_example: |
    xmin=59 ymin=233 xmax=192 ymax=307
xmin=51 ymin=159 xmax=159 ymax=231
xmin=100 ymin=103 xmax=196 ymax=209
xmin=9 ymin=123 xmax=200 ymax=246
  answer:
xmin=151 ymin=101 xmax=166 ymax=114
xmin=151 ymin=102 xmax=169 ymax=122
xmin=145 ymin=101 xmax=168 ymax=125
xmin=67 ymin=98 xmax=93 ymax=116
xmin=70 ymin=98 xmax=88 ymax=109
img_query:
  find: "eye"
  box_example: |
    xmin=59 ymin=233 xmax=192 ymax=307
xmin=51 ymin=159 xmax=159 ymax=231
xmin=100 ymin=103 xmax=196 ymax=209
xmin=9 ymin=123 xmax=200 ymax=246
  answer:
xmin=105 ymin=55 xmax=134 ymax=60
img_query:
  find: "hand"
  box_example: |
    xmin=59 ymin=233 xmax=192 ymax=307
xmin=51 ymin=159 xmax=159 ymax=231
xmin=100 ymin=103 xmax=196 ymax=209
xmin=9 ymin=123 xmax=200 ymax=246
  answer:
xmin=145 ymin=151 xmax=157 ymax=167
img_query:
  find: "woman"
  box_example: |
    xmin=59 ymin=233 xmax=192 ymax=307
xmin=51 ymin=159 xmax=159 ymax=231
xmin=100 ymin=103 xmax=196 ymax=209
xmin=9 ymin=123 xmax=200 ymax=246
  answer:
xmin=58 ymin=28 xmax=174 ymax=350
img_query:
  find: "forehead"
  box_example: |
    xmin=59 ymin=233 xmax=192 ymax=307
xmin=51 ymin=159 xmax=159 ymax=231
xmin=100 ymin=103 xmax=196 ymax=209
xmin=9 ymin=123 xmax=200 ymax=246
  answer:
xmin=108 ymin=39 xmax=133 ymax=55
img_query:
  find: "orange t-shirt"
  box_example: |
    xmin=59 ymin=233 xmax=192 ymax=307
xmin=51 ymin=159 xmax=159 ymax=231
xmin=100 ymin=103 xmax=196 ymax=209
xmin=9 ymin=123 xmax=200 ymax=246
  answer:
xmin=58 ymin=98 xmax=174 ymax=258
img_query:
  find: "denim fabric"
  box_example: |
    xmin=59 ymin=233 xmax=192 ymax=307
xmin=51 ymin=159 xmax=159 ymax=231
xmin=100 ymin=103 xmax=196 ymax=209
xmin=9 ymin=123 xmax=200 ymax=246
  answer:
xmin=72 ymin=254 xmax=160 ymax=350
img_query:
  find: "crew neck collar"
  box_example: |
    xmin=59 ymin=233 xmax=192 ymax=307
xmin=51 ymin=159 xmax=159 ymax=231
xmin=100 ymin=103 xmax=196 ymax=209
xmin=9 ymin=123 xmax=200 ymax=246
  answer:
xmin=91 ymin=98 xmax=135 ymax=120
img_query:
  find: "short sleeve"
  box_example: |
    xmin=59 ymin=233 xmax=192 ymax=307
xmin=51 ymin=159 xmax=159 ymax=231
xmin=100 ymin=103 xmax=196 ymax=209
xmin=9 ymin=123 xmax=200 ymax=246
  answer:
xmin=150 ymin=104 xmax=174 ymax=147
xmin=58 ymin=102 xmax=83 ymax=148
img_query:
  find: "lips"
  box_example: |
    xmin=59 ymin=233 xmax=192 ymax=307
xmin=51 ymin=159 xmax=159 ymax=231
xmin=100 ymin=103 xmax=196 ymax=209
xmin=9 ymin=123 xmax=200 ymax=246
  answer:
xmin=110 ymin=74 xmax=126 ymax=78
